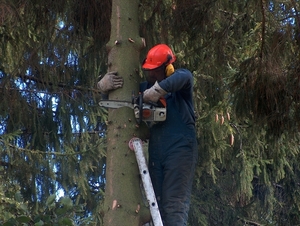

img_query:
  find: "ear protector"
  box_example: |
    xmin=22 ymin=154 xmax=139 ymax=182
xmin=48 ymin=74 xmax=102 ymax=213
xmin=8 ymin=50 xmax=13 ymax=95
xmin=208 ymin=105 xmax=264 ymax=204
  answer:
xmin=165 ymin=64 xmax=175 ymax=77
xmin=165 ymin=54 xmax=175 ymax=77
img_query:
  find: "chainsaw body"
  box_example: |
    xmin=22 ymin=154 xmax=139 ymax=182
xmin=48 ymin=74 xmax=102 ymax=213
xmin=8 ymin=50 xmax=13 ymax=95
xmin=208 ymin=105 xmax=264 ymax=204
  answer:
xmin=99 ymin=93 xmax=166 ymax=124
xmin=133 ymin=102 xmax=166 ymax=123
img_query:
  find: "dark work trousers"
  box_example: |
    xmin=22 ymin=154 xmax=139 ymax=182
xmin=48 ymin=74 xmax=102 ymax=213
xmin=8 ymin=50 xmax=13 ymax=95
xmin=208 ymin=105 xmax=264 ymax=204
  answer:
xmin=148 ymin=95 xmax=198 ymax=226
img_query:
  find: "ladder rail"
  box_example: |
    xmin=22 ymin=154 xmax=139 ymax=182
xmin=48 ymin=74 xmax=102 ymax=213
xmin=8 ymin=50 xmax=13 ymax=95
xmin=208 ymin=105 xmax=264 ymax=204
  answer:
xmin=129 ymin=138 xmax=163 ymax=226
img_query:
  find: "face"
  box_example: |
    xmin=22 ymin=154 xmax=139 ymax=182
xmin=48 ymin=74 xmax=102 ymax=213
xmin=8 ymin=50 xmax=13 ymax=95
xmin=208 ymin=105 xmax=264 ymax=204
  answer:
xmin=144 ymin=66 xmax=165 ymax=85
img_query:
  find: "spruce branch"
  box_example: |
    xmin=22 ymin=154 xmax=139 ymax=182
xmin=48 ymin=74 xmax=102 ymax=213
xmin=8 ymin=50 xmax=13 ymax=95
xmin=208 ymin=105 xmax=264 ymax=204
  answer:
xmin=230 ymin=123 xmax=242 ymax=150
xmin=17 ymin=74 xmax=101 ymax=94
xmin=238 ymin=217 xmax=261 ymax=226
xmin=259 ymin=0 xmax=266 ymax=58
xmin=0 ymin=138 xmax=103 ymax=156
xmin=19 ymin=130 xmax=106 ymax=136
xmin=0 ymin=161 xmax=12 ymax=168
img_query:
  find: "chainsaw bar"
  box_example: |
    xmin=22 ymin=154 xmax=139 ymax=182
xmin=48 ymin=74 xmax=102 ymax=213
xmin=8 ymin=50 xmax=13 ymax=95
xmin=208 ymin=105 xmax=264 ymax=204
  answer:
xmin=99 ymin=100 xmax=134 ymax=109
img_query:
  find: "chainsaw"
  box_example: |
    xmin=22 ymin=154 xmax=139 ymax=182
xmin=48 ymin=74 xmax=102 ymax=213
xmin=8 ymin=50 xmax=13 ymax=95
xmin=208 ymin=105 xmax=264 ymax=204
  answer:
xmin=99 ymin=93 xmax=167 ymax=124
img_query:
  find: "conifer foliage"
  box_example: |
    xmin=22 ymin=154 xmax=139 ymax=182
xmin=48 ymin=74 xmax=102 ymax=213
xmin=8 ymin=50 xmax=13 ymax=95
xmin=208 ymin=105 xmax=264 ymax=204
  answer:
xmin=0 ymin=0 xmax=111 ymax=224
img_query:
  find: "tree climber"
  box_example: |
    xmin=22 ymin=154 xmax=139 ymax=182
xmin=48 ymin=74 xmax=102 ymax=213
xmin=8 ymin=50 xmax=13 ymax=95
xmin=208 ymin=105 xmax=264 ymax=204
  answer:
xmin=97 ymin=44 xmax=198 ymax=226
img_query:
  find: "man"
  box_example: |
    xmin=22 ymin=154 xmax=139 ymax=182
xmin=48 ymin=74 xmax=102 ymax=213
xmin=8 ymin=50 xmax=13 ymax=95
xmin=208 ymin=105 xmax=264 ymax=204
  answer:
xmin=98 ymin=44 xmax=198 ymax=226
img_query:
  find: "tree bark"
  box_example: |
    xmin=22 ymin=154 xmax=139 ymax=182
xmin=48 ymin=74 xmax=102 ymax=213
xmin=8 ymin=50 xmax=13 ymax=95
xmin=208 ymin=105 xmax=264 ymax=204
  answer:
xmin=103 ymin=0 xmax=150 ymax=225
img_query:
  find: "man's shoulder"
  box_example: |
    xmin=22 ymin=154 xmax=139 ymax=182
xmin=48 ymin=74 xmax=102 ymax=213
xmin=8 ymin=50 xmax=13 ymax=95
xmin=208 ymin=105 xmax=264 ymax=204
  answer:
xmin=174 ymin=68 xmax=193 ymax=78
xmin=173 ymin=68 xmax=193 ymax=83
xmin=175 ymin=68 xmax=192 ymax=74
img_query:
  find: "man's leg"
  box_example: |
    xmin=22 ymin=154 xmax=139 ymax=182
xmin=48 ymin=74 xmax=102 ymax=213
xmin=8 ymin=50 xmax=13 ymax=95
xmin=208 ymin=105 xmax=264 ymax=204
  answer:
xmin=161 ymin=145 xmax=197 ymax=226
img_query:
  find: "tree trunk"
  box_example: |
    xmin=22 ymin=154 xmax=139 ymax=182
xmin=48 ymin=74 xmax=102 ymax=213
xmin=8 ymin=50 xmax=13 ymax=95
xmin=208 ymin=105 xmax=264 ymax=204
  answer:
xmin=103 ymin=0 xmax=150 ymax=225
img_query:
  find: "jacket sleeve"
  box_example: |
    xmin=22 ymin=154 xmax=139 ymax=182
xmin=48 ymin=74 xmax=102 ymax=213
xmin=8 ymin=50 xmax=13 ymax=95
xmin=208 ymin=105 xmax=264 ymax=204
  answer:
xmin=158 ymin=69 xmax=193 ymax=96
xmin=158 ymin=68 xmax=195 ymax=126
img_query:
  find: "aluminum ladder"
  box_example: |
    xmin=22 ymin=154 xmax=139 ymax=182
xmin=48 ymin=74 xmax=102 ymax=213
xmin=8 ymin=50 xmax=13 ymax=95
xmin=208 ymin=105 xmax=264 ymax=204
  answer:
xmin=129 ymin=137 xmax=163 ymax=226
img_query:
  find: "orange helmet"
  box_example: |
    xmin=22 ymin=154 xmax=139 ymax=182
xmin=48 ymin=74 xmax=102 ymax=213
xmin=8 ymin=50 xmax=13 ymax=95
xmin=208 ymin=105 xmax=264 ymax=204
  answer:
xmin=142 ymin=44 xmax=176 ymax=70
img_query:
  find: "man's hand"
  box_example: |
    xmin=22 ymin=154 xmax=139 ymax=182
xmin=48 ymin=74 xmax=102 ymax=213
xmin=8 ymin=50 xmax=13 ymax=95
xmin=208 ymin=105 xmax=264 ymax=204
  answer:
xmin=97 ymin=71 xmax=123 ymax=94
xmin=143 ymin=81 xmax=167 ymax=103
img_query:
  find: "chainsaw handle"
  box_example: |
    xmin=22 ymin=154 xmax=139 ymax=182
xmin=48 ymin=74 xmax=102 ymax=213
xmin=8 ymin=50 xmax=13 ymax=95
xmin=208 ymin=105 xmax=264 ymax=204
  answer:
xmin=138 ymin=93 xmax=143 ymax=124
xmin=148 ymin=101 xmax=158 ymax=107
xmin=149 ymin=98 xmax=166 ymax=108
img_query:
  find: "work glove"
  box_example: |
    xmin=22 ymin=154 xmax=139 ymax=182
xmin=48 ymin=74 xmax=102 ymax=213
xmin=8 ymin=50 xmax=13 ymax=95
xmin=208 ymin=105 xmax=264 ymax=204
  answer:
xmin=143 ymin=81 xmax=167 ymax=103
xmin=97 ymin=71 xmax=123 ymax=94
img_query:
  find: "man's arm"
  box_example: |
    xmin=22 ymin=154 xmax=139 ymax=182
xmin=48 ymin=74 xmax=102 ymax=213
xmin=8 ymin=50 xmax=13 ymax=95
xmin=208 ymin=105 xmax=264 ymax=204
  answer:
xmin=158 ymin=69 xmax=193 ymax=93
xmin=143 ymin=69 xmax=193 ymax=103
